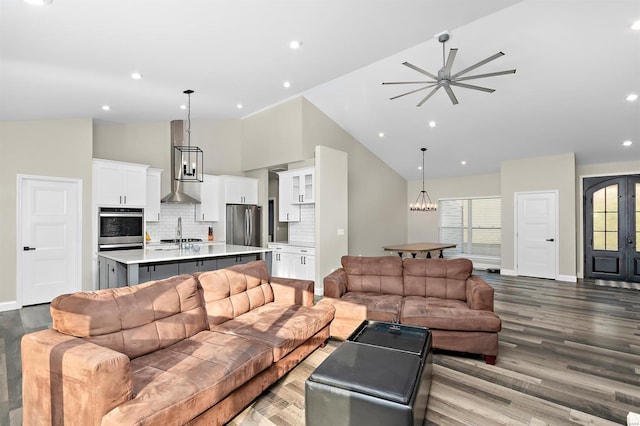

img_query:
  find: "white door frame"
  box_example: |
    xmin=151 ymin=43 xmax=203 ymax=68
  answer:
xmin=16 ymin=174 xmax=83 ymax=308
xmin=514 ymin=190 xmax=559 ymax=280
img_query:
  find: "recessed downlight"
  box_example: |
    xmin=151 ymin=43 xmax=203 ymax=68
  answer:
xmin=461 ymin=160 xmax=467 ymax=165
xmin=378 ymin=132 xmax=384 ymax=138
xmin=428 ymin=121 xmax=436 ymax=128
xmin=289 ymin=40 xmax=302 ymax=50
xmin=627 ymin=93 xmax=638 ymax=102
xmin=180 ymin=105 xmax=187 ymax=110
xmin=131 ymin=72 xmax=142 ymax=80
xmin=418 ymin=166 xmax=423 ymax=170
xmin=632 ymin=20 xmax=640 ymax=30
xmin=283 ymin=81 xmax=291 ymax=88
xmin=622 ymin=140 xmax=633 ymax=147
xmin=101 ymin=105 xmax=110 ymax=111
xmin=237 ymin=104 xmax=243 ymax=109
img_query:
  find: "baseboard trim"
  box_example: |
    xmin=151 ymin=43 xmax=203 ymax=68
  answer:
xmin=500 ymin=269 xmax=517 ymax=276
xmin=557 ymin=274 xmax=577 ymax=283
xmin=0 ymin=301 xmax=20 ymax=312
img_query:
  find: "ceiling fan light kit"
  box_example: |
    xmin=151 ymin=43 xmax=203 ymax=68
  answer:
xmin=383 ymin=31 xmax=516 ymax=106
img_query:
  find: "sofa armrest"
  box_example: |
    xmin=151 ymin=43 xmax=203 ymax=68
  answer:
xmin=22 ymin=329 xmax=132 ymax=426
xmin=465 ymin=275 xmax=495 ymax=311
xmin=323 ymin=268 xmax=348 ymax=298
xmin=270 ymin=276 xmax=315 ymax=307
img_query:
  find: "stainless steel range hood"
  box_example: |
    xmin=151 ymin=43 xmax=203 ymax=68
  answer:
xmin=160 ymin=120 xmax=201 ymax=204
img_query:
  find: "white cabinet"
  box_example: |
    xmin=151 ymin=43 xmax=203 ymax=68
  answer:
xmin=146 ymin=168 xmax=162 ymax=222
xmin=277 ymin=167 xmax=314 ymax=222
xmin=268 ymin=243 xmax=315 ymax=281
xmin=94 ymin=159 xmax=148 ymax=207
xmin=277 ymin=173 xmax=300 ymax=222
xmin=223 ymin=176 xmax=258 ymax=204
xmin=184 ymin=174 xmax=221 ymax=221
xmin=291 ymin=168 xmax=314 ymax=204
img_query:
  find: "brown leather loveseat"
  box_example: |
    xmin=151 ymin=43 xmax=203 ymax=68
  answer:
xmin=320 ymin=256 xmax=501 ymax=364
xmin=21 ymin=260 xmax=334 ymax=425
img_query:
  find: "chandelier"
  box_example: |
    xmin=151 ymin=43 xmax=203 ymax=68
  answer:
xmin=410 ymin=148 xmax=437 ymax=212
xmin=175 ymin=89 xmax=203 ymax=183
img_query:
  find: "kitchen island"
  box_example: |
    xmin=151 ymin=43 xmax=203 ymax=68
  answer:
xmin=97 ymin=243 xmax=271 ymax=289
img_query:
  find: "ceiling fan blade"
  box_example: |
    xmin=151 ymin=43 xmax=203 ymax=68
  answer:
xmin=402 ymin=62 xmax=438 ymax=80
xmin=455 ymin=69 xmax=516 ymax=82
xmin=382 ymin=81 xmax=434 ymax=85
xmin=444 ymin=48 xmax=458 ymax=75
xmin=416 ymin=85 xmax=441 ymax=107
xmin=389 ymin=83 xmax=437 ymax=101
xmin=450 ymin=52 xmax=505 ymax=79
xmin=443 ymin=84 xmax=459 ymax=105
xmin=450 ymin=81 xmax=495 ymax=93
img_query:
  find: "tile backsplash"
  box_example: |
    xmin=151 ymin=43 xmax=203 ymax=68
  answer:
xmin=146 ymin=204 xmax=215 ymax=242
xmin=288 ymin=204 xmax=315 ymax=243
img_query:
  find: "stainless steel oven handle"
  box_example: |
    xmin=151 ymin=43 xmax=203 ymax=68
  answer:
xmin=99 ymin=212 xmax=144 ymax=218
xmin=99 ymin=243 xmax=143 ymax=249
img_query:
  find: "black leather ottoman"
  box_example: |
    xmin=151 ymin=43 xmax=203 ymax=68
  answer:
xmin=305 ymin=322 xmax=432 ymax=426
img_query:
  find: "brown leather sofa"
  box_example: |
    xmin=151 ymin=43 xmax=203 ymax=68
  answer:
xmin=21 ymin=260 xmax=334 ymax=426
xmin=320 ymin=256 xmax=501 ymax=364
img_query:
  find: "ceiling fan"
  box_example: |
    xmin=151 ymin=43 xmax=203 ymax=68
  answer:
xmin=382 ymin=32 xmax=516 ymax=106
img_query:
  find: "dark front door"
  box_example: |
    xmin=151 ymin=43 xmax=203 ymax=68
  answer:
xmin=584 ymin=175 xmax=640 ymax=282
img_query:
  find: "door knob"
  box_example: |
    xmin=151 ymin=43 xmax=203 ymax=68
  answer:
xmin=545 ymin=238 xmax=555 ymax=242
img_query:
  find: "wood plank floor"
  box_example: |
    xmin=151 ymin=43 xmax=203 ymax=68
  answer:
xmin=2 ymin=273 xmax=639 ymax=425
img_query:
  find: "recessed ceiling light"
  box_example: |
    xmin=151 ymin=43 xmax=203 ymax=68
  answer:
xmin=631 ymin=20 xmax=640 ymax=30
xmin=101 ymin=105 xmax=110 ymax=111
xmin=428 ymin=121 xmax=436 ymax=128
xmin=418 ymin=166 xmax=423 ymax=170
xmin=289 ymin=40 xmax=302 ymax=50
xmin=627 ymin=93 xmax=638 ymax=102
xmin=283 ymin=81 xmax=291 ymax=88
xmin=180 ymin=105 xmax=187 ymax=110
xmin=461 ymin=160 xmax=467 ymax=165
xmin=237 ymin=104 xmax=243 ymax=109
xmin=622 ymin=140 xmax=633 ymax=147
xmin=378 ymin=132 xmax=384 ymax=138
xmin=131 ymin=72 xmax=142 ymax=80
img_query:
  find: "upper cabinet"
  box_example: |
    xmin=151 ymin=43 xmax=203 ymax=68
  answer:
xmin=223 ymin=176 xmax=258 ymax=205
xmin=146 ymin=168 xmax=162 ymax=222
xmin=93 ymin=159 xmax=148 ymax=207
xmin=290 ymin=167 xmax=314 ymax=204
xmin=278 ymin=167 xmax=314 ymax=205
xmin=184 ymin=174 xmax=221 ymax=221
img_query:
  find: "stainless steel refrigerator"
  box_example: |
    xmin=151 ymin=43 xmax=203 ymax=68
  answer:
xmin=226 ymin=204 xmax=261 ymax=246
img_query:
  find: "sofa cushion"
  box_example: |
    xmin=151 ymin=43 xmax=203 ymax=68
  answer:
xmin=102 ymin=330 xmax=273 ymax=426
xmin=330 ymin=292 xmax=403 ymax=324
xmin=196 ymin=260 xmax=275 ymax=326
xmin=342 ymin=256 xmax=404 ymax=296
xmin=402 ymin=258 xmax=472 ymax=300
xmin=401 ymin=296 xmax=502 ymax=332
xmin=213 ymin=303 xmax=334 ymax=362
xmin=51 ymin=274 xmax=209 ymax=359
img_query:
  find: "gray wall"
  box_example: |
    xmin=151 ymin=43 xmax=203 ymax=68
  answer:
xmin=0 ymin=119 xmax=94 ymax=306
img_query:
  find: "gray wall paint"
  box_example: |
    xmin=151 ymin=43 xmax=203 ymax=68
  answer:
xmin=0 ymin=119 xmax=94 ymax=305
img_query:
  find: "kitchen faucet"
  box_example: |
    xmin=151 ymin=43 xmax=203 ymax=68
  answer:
xmin=176 ymin=217 xmax=182 ymax=244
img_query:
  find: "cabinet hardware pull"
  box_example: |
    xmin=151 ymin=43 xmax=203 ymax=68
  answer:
xmin=23 ymin=246 xmax=36 ymax=251
xmin=120 ymin=195 xmax=122 ymax=204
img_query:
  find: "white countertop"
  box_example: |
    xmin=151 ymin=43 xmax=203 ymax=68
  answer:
xmin=98 ymin=244 xmax=270 ymax=265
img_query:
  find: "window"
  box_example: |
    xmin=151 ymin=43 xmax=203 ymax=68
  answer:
xmin=439 ymin=197 xmax=501 ymax=259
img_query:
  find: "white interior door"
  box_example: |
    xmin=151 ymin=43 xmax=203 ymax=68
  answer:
xmin=516 ymin=191 xmax=557 ymax=279
xmin=19 ymin=176 xmax=81 ymax=306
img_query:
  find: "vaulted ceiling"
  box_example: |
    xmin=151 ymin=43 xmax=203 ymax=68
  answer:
xmin=1 ymin=0 xmax=638 ymax=180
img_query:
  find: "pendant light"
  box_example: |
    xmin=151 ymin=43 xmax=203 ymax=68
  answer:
xmin=410 ymin=148 xmax=437 ymax=211
xmin=175 ymin=89 xmax=203 ymax=183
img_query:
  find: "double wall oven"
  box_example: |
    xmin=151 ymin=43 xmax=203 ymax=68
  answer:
xmin=98 ymin=207 xmax=144 ymax=251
